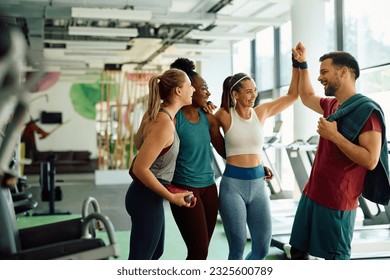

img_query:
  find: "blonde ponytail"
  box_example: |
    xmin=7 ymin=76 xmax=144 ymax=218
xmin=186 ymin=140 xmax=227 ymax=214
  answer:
xmin=146 ymin=68 xmax=187 ymax=121
xmin=148 ymin=75 xmax=162 ymax=121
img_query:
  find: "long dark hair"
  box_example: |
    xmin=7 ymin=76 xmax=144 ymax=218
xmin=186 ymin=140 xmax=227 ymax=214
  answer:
xmin=220 ymin=73 xmax=252 ymax=111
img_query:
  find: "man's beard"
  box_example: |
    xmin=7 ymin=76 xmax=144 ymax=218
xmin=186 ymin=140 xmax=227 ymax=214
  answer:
xmin=324 ymin=79 xmax=340 ymax=97
xmin=325 ymin=85 xmax=336 ymax=96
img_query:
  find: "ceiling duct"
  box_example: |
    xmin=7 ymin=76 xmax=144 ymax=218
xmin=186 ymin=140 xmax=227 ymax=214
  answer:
xmin=0 ymin=0 xmax=291 ymax=70
xmin=133 ymin=0 xmax=234 ymax=69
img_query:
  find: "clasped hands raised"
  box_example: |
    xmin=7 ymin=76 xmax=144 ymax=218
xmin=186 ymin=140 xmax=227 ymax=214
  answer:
xmin=292 ymin=42 xmax=307 ymax=63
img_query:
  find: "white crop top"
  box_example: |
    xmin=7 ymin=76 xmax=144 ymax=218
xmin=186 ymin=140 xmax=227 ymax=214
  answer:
xmin=224 ymin=107 xmax=264 ymax=157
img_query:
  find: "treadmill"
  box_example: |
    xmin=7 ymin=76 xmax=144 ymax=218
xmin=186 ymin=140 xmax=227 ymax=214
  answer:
xmin=262 ymin=122 xmax=305 ymax=235
xmin=268 ymin=139 xmax=317 ymax=237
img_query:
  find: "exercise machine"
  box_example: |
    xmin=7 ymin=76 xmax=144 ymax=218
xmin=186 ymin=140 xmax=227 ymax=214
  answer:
xmin=33 ymin=153 xmax=70 ymax=216
xmin=284 ymin=138 xmax=317 ymax=191
xmin=262 ymin=120 xmax=284 ymax=195
xmin=263 ymin=134 xmax=316 ymax=235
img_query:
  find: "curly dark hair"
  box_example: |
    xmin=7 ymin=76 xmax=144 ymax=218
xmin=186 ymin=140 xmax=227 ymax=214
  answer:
xmin=170 ymin=57 xmax=198 ymax=82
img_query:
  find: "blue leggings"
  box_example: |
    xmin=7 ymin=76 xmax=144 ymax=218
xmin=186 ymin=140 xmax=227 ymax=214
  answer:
xmin=219 ymin=164 xmax=272 ymax=260
xmin=125 ymin=181 xmax=165 ymax=260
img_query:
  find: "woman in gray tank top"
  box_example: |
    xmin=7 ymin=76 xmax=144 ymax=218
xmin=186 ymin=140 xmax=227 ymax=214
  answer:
xmin=125 ymin=68 xmax=195 ymax=260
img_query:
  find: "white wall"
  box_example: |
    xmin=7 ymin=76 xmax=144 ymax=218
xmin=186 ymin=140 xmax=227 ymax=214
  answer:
xmin=28 ymin=81 xmax=98 ymax=157
xmin=199 ymin=52 xmax=232 ymax=106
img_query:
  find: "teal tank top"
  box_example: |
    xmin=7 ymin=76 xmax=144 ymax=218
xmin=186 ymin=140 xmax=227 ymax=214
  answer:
xmin=173 ymin=109 xmax=215 ymax=187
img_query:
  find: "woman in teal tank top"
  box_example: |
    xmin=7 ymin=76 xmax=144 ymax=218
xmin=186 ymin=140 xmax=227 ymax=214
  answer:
xmin=170 ymin=58 xmax=226 ymax=259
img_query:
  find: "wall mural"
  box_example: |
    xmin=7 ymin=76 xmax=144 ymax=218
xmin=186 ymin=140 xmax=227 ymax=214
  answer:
xmin=70 ymin=79 xmax=118 ymax=120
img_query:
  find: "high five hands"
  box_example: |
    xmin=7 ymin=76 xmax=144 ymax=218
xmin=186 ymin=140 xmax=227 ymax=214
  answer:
xmin=292 ymin=42 xmax=307 ymax=63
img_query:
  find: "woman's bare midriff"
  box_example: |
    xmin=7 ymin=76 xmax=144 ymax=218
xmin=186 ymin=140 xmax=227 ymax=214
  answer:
xmin=226 ymin=154 xmax=262 ymax=168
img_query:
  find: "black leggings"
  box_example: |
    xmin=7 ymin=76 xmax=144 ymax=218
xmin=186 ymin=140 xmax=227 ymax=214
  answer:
xmin=125 ymin=181 xmax=165 ymax=260
xmin=169 ymin=183 xmax=219 ymax=260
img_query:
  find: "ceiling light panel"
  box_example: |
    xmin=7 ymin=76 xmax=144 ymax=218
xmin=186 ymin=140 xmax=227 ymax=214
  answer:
xmin=68 ymin=26 xmax=139 ymax=38
xmin=161 ymin=54 xmax=211 ymax=61
xmin=67 ymin=41 xmax=128 ymax=50
xmin=187 ymin=30 xmax=255 ymax=41
xmin=71 ymin=7 xmax=152 ymax=21
xmin=215 ymin=15 xmax=284 ymax=26
xmin=44 ymin=40 xmax=129 ymax=50
xmin=150 ymin=12 xmax=215 ymax=27
xmin=174 ymin=44 xmax=230 ymax=53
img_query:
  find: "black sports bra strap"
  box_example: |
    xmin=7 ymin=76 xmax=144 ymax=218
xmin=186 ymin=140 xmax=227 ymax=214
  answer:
xmin=159 ymin=108 xmax=173 ymax=121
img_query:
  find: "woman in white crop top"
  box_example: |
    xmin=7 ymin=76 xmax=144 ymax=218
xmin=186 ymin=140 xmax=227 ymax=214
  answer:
xmin=214 ymin=66 xmax=299 ymax=260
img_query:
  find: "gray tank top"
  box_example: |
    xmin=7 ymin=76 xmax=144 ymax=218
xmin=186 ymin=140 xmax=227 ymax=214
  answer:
xmin=149 ymin=110 xmax=180 ymax=183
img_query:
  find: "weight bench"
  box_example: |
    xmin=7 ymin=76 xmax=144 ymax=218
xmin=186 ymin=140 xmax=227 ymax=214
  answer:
xmin=0 ymin=187 xmax=120 ymax=260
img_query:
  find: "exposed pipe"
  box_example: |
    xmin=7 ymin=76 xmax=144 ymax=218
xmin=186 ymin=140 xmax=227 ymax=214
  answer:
xmin=134 ymin=0 xmax=234 ymax=70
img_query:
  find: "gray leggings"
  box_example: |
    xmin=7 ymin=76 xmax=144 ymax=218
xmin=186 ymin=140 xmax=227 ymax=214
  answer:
xmin=219 ymin=164 xmax=272 ymax=260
